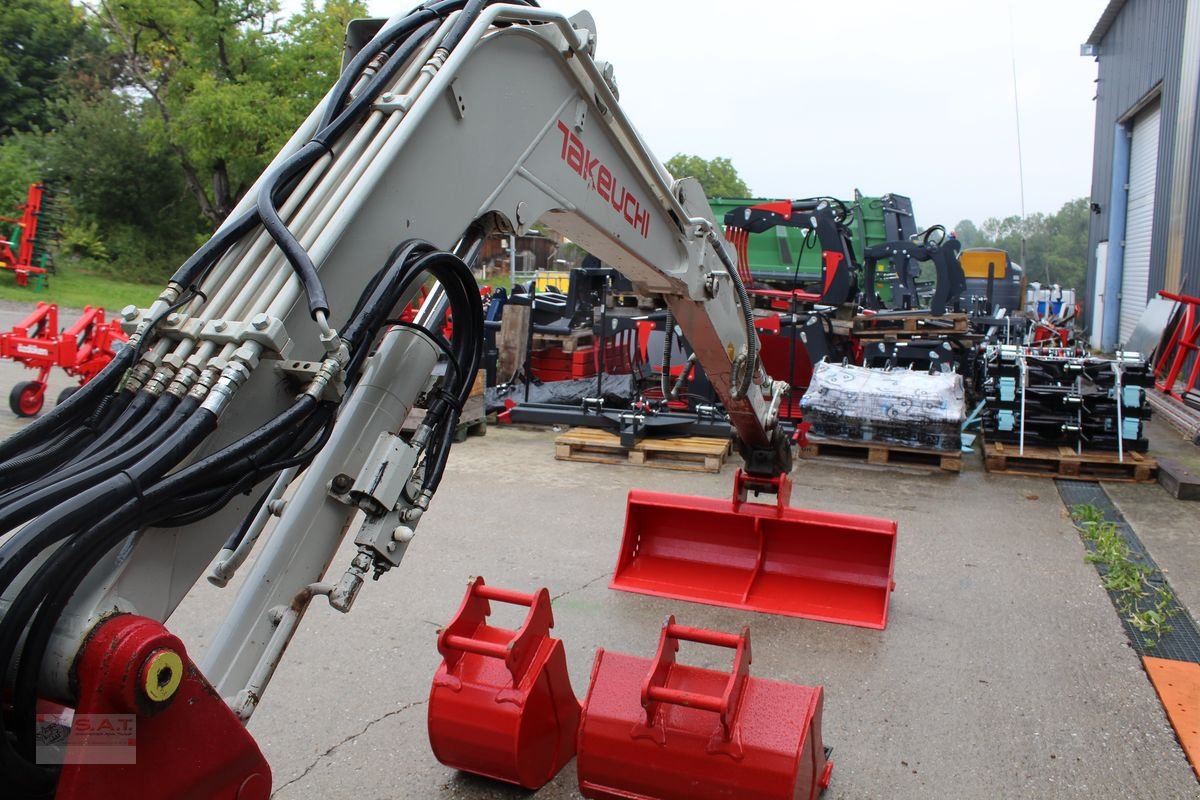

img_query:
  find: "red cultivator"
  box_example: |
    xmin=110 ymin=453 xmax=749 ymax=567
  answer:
xmin=0 ymin=182 xmax=59 ymax=288
xmin=0 ymin=303 xmax=128 ymax=416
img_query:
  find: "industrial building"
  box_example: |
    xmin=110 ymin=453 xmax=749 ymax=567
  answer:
xmin=1084 ymin=0 xmax=1200 ymax=350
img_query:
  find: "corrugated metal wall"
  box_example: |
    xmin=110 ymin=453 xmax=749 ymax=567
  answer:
xmin=1085 ymin=0 xmax=1188 ymax=331
xmin=1185 ymin=82 xmax=1200 ymax=294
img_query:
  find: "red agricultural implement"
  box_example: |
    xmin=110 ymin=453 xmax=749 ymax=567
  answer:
xmin=1155 ymin=290 xmax=1200 ymax=403
xmin=0 ymin=303 xmax=128 ymax=416
xmin=0 ymin=183 xmax=60 ymax=288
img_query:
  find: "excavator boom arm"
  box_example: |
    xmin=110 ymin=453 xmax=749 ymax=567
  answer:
xmin=0 ymin=5 xmax=790 ymax=771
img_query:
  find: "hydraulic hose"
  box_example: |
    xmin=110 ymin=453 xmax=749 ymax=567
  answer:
xmin=0 ymin=396 xmax=196 ymax=542
xmin=437 ymin=0 xmax=491 ymax=53
xmin=0 ymin=387 xmax=134 ymax=494
xmin=74 ymin=388 xmax=158 ymax=456
xmin=147 ymin=395 xmax=319 ymax=497
xmin=52 ymin=391 xmax=178 ymax=478
xmin=0 ymin=401 xmax=217 ymax=788
xmin=723 ymin=246 xmax=757 ymax=399
xmin=255 ymin=142 xmax=335 ymax=318
xmin=0 ymin=344 xmax=133 ymax=463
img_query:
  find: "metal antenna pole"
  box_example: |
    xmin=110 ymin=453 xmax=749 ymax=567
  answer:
xmin=1008 ymin=5 xmax=1035 ymax=282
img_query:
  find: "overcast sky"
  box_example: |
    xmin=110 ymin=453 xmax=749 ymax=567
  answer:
xmin=362 ymin=0 xmax=1110 ymax=229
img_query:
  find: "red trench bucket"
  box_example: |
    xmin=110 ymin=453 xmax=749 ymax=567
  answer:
xmin=427 ymin=577 xmax=581 ymax=789
xmin=611 ymin=471 xmax=898 ymax=628
xmin=576 ymin=617 xmax=832 ymax=800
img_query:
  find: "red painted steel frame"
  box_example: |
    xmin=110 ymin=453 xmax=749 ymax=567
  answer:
xmin=428 ymin=576 xmax=581 ymax=789
xmin=55 ymin=615 xmax=271 ymax=800
xmin=577 ymin=617 xmax=832 ymax=800
xmin=0 ymin=183 xmax=50 ymax=278
xmin=0 ymin=303 xmax=128 ymax=406
xmin=611 ymin=471 xmax=898 ymax=629
xmin=1155 ymin=291 xmax=1200 ymax=399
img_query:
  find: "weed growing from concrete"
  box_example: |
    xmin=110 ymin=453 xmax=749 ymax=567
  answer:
xmin=1070 ymin=503 xmax=1176 ymax=647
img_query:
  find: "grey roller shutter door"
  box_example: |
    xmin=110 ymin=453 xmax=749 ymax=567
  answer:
xmin=1119 ymin=102 xmax=1160 ymax=345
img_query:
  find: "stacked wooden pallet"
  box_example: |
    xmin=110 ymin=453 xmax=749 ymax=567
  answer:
xmin=554 ymin=428 xmax=730 ymax=473
xmin=799 ymin=436 xmax=962 ymax=473
xmin=532 ymin=329 xmax=593 ymax=353
xmin=982 ymin=441 xmax=1157 ymax=482
xmin=852 ymin=312 xmax=969 ymax=336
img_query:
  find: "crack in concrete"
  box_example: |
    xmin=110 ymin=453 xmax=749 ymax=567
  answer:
xmin=271 ymin=698 xmax=428 ymax=797
xmin=551 ymin=571 xmax=609 ymax=602
xmin=272 ymin=573 xmax=605 ymax=797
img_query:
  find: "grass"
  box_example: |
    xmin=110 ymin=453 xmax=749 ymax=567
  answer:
xmin=0 ymin=267 xmax=161 ymax=312
xmin=1070 ymin=503 xmax=1177 ymax=646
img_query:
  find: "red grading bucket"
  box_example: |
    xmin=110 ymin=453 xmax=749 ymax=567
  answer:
xmin=611 ymin=471 xmax=897 ymax=629
xmin=577 ymin=617 xmax=832 ymax=800
xmin=427 ymin=577 xmax=581 ymax=789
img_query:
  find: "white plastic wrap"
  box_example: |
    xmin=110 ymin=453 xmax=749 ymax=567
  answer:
xmin=800 ymin=361 xmax=966 ymax=450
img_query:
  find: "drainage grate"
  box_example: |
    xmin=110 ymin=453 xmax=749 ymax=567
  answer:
xmin=1056 ymin=479 xmax=1200 ymax=663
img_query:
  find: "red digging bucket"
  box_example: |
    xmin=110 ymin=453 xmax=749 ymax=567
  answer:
xmin=611 ymin=471 xmax=897 ymax=629
xmin=577 ymin=617 xmax=832 ymax=800
xmin=427 ymin=577 xmax=581 ymax=789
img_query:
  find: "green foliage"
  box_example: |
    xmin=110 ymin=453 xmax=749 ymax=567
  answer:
xmin=89 ymin=0 xmax=367 ymax=227
xmin=0 ymin=135 xmax=45 ymax=211
xmin=665 ymin=154 xmax=750 ymax=198
xmin=0 ymin=0 xmax=88 ymax=135
xmin=952 ymin=218 xmax=983 ymax=248
xmin=59 ymin=219 xmax=108 ymax=260
xmin=0 ymin=0 xmax=368 ymax=286
xmin=43 ymin=94 xmax=197 ymax=228
xmin=1070 ymin=503 xmax=1176 ymax=647
xmin=956 ymin=198 xmax=1090 ymax=290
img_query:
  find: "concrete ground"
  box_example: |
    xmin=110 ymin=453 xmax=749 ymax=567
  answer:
xmin=0 ymin=300 xmax=1197 ymax=798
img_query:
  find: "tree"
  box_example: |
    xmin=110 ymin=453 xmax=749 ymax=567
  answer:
xmin=665 ymin=154 xmax=750 ymax=198
xmin=40 ymin=93 xmax=204 ymax=280
xmin=0 ymin=136 xmax=44 ymax=211
xmin=957 ymin=197 xmax=1090 ymax=289
xmin=952 ymin=219 xmax=982 ymax=248
xmin=83 ymin=0 xmax=366 ymax=228
xmin=0 ymin=0 xmax=88 ymax=136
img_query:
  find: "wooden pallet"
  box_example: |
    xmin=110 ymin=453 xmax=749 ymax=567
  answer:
xmin=554 ymin=428 xmax=730 ymax=473
xmin=853 ymin=312 xmax=968 ymax=334
xmin=982 ymin=441 xmax=1157 ymax=482
xmin=798 ymin=436 xmax=962 ymax=472
xmin=402 ymin=394 xmax=487 ymax=441
xmin=532 ymin=330 xmax=593 ymax=353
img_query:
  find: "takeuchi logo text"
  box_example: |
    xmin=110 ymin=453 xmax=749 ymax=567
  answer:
xmin=556 ymin=121 xmax=650 ymax=238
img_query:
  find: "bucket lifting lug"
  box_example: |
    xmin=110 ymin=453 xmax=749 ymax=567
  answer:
xmin=577 ymin=617 xmax=833 ymax=800
xmin=427 ymin=576 xmax=581 ymax=789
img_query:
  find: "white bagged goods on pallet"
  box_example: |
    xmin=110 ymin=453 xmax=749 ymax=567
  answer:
xmin=800 ymin=361 xmax=966 ymax=451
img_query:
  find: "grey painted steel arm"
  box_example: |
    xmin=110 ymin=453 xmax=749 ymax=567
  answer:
xmin=30 ymin=5 xmax=787 ymax=713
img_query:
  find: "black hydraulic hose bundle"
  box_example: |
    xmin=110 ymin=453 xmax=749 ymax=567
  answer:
xmin=0 ymin=387 xmax=131 ymax=489
xmin=0 ymin=344 xmax=134 ymax=463
xmin=0 ymin=4 xmax=508 ymax=792
xmin=0 ymin=239 xmax=484 ymax=784
xmin=0 ymin=392 xmax=182 ymax=508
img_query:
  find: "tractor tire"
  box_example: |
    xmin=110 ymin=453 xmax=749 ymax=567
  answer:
xmin=10 ymin=381 xmax=45 ymax=417
xmin=57 ymin=386 xmax=79 ymax=406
